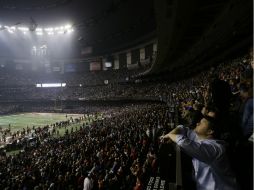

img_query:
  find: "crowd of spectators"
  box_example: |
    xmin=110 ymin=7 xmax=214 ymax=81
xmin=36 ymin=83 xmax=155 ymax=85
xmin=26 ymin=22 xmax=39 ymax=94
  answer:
xmin=0 ymin=69 xmax=139 ymax=87
xmin=0 ymin=52 xmax=252 ymax=103
xmin=0 ymin=103 xmax=171 ymax=190
xmin=0 ymin=49 xmax=252 ymax=189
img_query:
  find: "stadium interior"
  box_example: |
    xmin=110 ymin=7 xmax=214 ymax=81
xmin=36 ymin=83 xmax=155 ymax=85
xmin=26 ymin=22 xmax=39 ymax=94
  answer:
xmin=0 ymin=0 xmax=253 ymax=189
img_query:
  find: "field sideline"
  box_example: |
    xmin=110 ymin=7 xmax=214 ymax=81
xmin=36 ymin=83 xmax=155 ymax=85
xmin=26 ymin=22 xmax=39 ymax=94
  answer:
xmin=0 ymin=112 xmax=84 ymax=131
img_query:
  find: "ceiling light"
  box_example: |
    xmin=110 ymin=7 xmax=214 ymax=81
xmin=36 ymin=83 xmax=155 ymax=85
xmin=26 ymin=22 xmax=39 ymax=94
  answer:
xmin=18 ymin=27 xmax=29 ymax=31
xmin=36 ymin=32 xmax=43 ymax=35
xmin=44 ymin=28 xmax=53 ymax=32
xmin=64 ymin=24 xmax=71 ymax=29
xmin=48 ymin=32 xmax=54 ymax=35
xmin=67 ymin=29 xmax=74 ymax=33
xmin=36 ymin=28 xmax=42 ymax=32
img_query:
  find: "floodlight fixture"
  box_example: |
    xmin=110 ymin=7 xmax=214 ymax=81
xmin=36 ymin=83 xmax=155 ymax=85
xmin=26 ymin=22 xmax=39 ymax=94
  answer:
xmin=45 ymin=28 xmax=53 ymax=32
xmin=35 ymin=28 xmax=42 ymax=32
xmin=36 ymin=32 xmax=43 ymax=35
xmin=48 ymin=31 xmax=54 ymax=35
xmin=18 ymin=27 xmax=29 ymax=31
xmin=64 ymin=24 xmax=71 ymax=29
xmin=7 ymin=27 xmax=14 ymax=33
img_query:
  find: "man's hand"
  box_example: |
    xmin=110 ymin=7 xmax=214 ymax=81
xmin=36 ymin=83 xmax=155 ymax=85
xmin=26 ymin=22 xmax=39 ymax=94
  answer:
xmin=160 ymin=126 xmax=184 ymax=143
xmin=159 ymin=134 xmax=173 ymax=143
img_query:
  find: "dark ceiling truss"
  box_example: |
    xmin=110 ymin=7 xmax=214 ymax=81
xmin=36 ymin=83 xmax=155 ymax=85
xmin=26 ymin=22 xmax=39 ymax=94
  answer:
xmin=0 ymin=0 xmax=73 ymax=10
xmin=73 ymin=0 xmax=131 ymax=30
xmin=80 ymin=10 xmax=156 ymax=46
xmin=146 ymin=0 xmax=252 ymax=76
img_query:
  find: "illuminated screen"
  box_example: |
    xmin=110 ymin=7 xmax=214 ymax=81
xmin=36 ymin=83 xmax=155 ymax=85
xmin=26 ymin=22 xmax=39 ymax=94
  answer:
xmin=90 ymin=62 xmax=101 ymax=71
xmin=105 ymin=62 xmax=112 ymax=68
xmin=36 ymin=83 xmax=66 ymax=88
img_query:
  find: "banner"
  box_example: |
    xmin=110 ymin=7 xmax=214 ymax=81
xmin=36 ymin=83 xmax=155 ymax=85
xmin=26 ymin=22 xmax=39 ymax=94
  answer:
xmin=146 ymin=177 xmax=167 ymax=190
xmin=90 ymin=62 xmax=101 ymax=71
xmin=81 ymin=46 xmax=93 ymax=55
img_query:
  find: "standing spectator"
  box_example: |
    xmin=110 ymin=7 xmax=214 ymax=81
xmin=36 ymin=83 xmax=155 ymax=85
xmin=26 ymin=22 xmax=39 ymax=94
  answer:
xmin=83 ymin=173 xmax=93 ymax=190
xmin=239 ymin=83 xmax=253 ymax=140
xmin=161 ymin=115 xmax=239 ymax=190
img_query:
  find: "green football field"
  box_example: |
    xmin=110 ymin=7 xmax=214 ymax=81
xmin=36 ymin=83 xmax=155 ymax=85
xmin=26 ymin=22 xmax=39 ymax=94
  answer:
xmin=0 ymin=112 xmax=84 ymax=132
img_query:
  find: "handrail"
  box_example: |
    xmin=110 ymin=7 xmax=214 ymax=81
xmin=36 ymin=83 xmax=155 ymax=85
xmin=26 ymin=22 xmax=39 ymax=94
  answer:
xmin=167 ymin=102 xmax=182 ymax=189
xmin=176 ymin=145 xmax=182 ymax=188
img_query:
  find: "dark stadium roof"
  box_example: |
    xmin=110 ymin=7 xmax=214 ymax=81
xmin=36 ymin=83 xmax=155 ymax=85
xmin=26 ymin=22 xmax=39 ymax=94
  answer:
xmin=0 ymin=0 xmax=252 ymax=75
xmin=0 ymin=0 xmax=156 ymax=55
xmin=148 ymin=0 xmax=253 ymax=75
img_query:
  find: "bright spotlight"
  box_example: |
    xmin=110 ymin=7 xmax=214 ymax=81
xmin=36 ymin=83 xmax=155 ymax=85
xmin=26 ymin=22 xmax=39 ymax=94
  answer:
xmin=48 ymin=32 xmax=54 ymax=35
xmin=67 ymin=29 xmax=74 ymax=33
xmin=7 ymin=28 xmax=14 ymax=33
xmin=36 ymin=28 xmax=42 ymax=32
xmin=36 ymin=32 xmax=43 ymax=35
xmin=45 ymin=28 xmax=53 ymax=32
xmin=64 ymin=24 xmax=71 ymax=29
xmin=18 ymin=27 xmax=29 ymax=31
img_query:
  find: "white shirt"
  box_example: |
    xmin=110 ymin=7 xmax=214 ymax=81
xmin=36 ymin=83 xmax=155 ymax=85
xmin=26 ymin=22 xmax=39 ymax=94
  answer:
xmin=83 ymin=177 xmax=93 ymax=190
xmin=175 ymin=125 xmax=239 ymax=190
